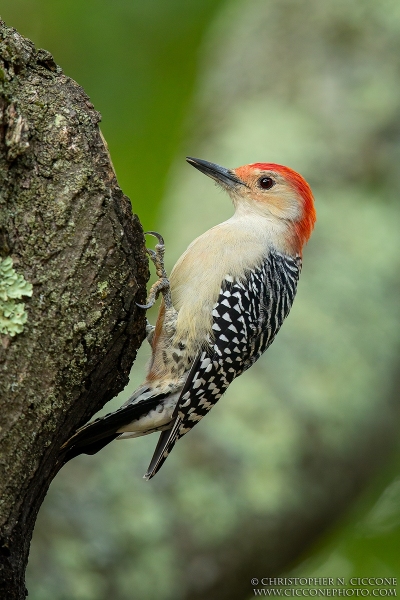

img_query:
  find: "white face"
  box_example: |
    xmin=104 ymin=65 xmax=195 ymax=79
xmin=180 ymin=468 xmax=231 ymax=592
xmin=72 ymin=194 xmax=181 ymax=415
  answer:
xmin=230 ymin=167 xmax=303 ymax=222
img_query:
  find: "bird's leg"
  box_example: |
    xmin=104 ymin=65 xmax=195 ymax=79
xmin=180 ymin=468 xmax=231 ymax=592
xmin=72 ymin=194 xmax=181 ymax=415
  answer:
xmin=137 ymin=231 xmax=173 ymax=311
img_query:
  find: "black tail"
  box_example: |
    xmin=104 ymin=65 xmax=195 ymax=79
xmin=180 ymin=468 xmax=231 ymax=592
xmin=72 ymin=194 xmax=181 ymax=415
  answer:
xmin=60 ymin=395 xmax=167 ymax=465
xmin=144 ymin=417 xmax=181 ymax=480
xmin=61 ymin=433 xmax=120 ymax=463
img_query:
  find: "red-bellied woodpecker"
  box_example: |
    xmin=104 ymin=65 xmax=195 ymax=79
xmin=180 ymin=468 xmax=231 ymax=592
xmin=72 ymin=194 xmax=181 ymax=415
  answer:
xmin=61 ymin=157 xmax=316 ymax=479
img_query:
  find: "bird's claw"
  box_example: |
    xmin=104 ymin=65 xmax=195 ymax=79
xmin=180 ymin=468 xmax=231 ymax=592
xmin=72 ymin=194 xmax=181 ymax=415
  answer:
xmin=137 ymin=231 xmax=172 ymax=310
xmin=136 ymin=301 xmax=156 ymax=310
xmin=144 ymin=231 xmax=165 ymax=246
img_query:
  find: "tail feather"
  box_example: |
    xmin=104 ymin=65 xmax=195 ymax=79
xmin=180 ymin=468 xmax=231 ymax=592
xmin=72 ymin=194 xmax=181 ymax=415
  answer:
xmin=61 ymin=433 xmax=120 ymax=463
xmin=60 ymin=395 xmax=167 ymax=464
xmin=144 ymin=354 xmax=203 ymax=479
xmin=144 ymin=417 xmax=181 ymax=480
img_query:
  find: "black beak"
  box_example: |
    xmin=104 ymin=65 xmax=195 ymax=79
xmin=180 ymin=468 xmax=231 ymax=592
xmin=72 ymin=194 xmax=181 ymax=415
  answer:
xmin=186 ymin=157 xmax=245 ymax=188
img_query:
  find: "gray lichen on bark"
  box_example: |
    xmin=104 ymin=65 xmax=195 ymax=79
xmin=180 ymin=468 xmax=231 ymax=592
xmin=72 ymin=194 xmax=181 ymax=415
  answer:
xmin=0 ymin=20 xmax=148 ymax=599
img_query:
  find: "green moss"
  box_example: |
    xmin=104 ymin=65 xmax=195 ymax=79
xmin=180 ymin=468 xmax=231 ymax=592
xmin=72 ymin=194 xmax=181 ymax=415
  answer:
xmin=54 ymin=113 xmax=65 ymax=127
xmin=97 ymin=280 xmax=108 ymax=298
xmin=0 ymin=256 xmax=33 ymax=336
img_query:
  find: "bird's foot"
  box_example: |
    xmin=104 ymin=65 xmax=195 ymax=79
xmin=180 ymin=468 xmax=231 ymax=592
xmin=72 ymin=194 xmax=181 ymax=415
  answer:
xmin=137 ymin=231 xmax=173 ymax=310
xmin=146 ymin=319 xmax=155 ymax=344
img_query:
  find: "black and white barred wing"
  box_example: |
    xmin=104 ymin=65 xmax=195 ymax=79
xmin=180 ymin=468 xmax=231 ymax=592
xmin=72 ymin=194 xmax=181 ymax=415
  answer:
xmin=144 ymin=251 xmax=301 ymax=479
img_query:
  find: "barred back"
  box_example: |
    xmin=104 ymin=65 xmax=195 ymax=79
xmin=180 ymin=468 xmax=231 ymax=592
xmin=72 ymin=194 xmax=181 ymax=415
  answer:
xmin=145 ymin=249 xmax=302 ymax=478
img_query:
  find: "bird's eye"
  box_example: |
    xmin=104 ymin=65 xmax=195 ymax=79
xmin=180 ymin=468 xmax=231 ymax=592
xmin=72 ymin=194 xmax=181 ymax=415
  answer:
xmin=259 ymin=176 xmax=275 ymax=190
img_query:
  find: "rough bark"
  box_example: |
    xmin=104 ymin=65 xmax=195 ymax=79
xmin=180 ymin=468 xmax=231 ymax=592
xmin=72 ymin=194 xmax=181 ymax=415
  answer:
xmin=0 ymin=21 xmax=148 ymax=599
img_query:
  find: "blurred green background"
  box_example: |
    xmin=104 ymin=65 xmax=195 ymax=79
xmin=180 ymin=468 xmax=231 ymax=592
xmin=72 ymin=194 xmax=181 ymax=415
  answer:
xmin=2 ymin=0 xmax=400 ymax=598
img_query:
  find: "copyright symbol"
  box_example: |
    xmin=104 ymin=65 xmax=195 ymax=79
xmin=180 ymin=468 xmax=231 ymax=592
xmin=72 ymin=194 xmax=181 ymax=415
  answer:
xmin=251 ymin=579 xmax=259 ymax=586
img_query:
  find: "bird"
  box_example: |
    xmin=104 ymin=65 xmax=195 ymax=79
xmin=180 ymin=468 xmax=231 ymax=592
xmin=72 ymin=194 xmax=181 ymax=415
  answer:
xmin=61 ymin=157 xmax=316 ymax=479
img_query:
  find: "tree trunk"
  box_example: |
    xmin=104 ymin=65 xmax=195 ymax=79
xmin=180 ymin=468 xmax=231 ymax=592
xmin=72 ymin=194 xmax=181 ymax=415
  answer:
xmin=0 ymin=21 xmax=148 ymax=599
